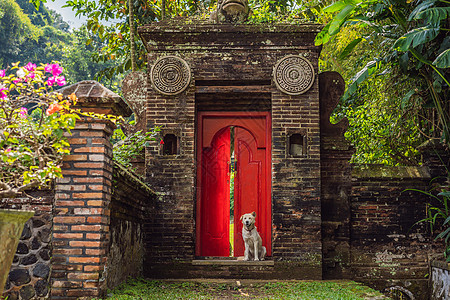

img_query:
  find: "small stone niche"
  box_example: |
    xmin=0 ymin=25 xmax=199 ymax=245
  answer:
xmin=288 ymin=133 xmax=306 ymax=157
xmin=162 ymin=134 xmax=178 ymax=155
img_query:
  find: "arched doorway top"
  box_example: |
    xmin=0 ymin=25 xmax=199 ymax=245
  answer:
xmin=199 ymin=112 xmax=270 ymax=149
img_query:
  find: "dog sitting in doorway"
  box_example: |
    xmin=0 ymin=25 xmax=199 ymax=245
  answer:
xmin=240 ymin=212 xmax=266 ymax=261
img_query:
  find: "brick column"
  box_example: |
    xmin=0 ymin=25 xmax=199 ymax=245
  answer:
xmin=319 ymin=72 xmax=355 ymax=279
xmin=51 ymin=81 xmax=131 ymax=299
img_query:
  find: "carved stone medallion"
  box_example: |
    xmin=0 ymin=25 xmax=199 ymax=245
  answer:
xmin=150 ymin=56 xmax=191 ymax=95
xmin=273 ymin=55 xmax=315 ymax=95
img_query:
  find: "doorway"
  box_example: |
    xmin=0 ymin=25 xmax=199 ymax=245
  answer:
xmin=196 ymin=112 xmax=271 ymax=258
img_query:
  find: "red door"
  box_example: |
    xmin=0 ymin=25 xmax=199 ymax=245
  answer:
xmin=196 ymin=112 xmax=271 ymax=257
xmin=233 ymin=127 xmax=271 ymax=257
xmin=198 ymin=127 xmax=231 ymax=256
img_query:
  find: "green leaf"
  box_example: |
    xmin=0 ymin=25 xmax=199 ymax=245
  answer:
xmin=329 ymin=5 xmax=355 ymax=36
xmin=345 ymin=60 xmax=378 ymax=97
xmin=324 ymin=0 xmax=361 ymax=13
xmin=444 ymin=216 xmax=450 ymax=226
xmin=436 ymin=226 xmax=450 ymax=239
xmin=314 ymin=23 xmax=332 ymax=46
xmin=338 ymin=38 xmax=363 ymax=60
xmin=401 ymin=90 xmax=415 ymax=110
xmin=29 ymin=0 xmax=47 ymax=10
xmin=408 ymin=0 xmax=436 ymax=21
xmin=393 ymin=26 xmax=440 ymax=51
xmin=433 ymin=48 xmax=450 ymax=68
xmin=416 ymin=7 xmax=450 ymax=24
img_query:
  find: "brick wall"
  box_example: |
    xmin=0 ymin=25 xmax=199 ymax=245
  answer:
xmin=350 ymin=165 xmax=438 ymax=299
xmin=1 ymin=191 xmax=53 ymax=300
xmin=318 ymin=71 xmax=445 ymax=298
xmin=107 ymin=163 xmax=156 ymax=289
xmin=138 ymin=22 xmax=324 ymax=278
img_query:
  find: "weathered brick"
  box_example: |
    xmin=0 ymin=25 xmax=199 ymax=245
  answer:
xmin=73 ymin=162 xmax=105 ymax=169
xmin=69 ymin=241 xmax=101 ymax=248
xmin=73 ymin=193 xmax=104 ymax=199
xmin=71 ymin=224 xmax=102 ymax=231
xmin=68 ymin=256 xmax=101 ymax=263
xmin=73 ymin=207 xmax=104 ymax=214
xmin=53 ymin=233 xmax=84 ymax=239
xmin=64 ymin=155 xmax=88 ymax=161
xmin=87 ymin=200 xmax=103 ymax=206
xmin=55 ymin=200 xmax=85 ymax=207
xmin=53 ymin=216 xmax=86 ymax=224
xmin=67 ymin=272 xmax=99 ymax=280
xmin=61 ymin=170 xmax=87 ymax=176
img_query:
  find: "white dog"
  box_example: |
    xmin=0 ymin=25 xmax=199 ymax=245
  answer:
xmin=241 ymin=212 xmax=266 ymax=261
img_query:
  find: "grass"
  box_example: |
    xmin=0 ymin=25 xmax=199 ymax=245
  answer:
xmin=106 ymin=278 xmax=387 ymax=299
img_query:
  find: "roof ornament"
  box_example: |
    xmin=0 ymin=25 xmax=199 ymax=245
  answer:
xmin=210 ymin=0 xmax=251 ymax=23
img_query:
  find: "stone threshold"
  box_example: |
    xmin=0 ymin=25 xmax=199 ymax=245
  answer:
xmin=192 ymin=259 xmax=274 ymax=266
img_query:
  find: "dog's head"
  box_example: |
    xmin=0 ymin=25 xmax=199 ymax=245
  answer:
xmin=240 ymin=211 xmax=256 ymax=229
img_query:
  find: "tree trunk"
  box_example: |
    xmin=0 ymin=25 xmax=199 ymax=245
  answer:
xmin=129 ymin=0 xmax=136 ymax=72
xmin=161 ymin=0 xmax=166 ymax=20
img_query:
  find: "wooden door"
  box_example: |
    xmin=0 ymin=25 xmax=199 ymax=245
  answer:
xmin=196 ymin=112 xmax=271 ymax=257
xmin=233 ymin=126 xmax=271 ymax=257
xmin=198 ymin=127 xmax=231 ymax=257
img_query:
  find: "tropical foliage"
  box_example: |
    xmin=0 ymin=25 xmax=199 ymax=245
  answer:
xmin=112 ymin=126 xmax=160 ymax=171
xmin=318 ymin=0 xmax=449 ymax=165
xmin=410 ymin=188 xmax=450 ymax=261
xmin=4 ymin=0 xmax=449 ymax=168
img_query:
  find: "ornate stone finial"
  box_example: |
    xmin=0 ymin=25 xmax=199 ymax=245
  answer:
xmin=273 ymin=55 xmax=315 ymax=95
xmin=210 ymin=0 xmax=251 ymax=23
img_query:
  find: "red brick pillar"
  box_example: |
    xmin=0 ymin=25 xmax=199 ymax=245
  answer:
xmin=51 ymin=81 xmax=131 ymax=299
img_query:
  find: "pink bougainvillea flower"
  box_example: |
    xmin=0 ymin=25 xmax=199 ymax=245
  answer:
xmin=26 ymin=72 xmax=36 ymax=80
xmin=5 ymin=148 xmax=12 ymax=153
xmin=24 ymin=62 xmax=36 ymax=72
xmin=46 ymin=76 xmax=57 ymax=86
xmin=44 ymin=64 xmax=52 ymax=73
xmin=46 ymin=103 xmax=63 ymax=116
xmin=160 ymin=139 xmax=164 ymax=145
xmin=13 ymin=78 xmax=23 ymax=84
xmin=0 ymin=69 xmax=5 ymax=77
xmin=0 ymin=86 xmax=7 ymax=100
xmin=56 ymin=76 xmax=66 ymax=86
xmin=19 ymin=107 xmax=28 ymax=118
xmin=45 ymin=63 xmax=63 ymax=76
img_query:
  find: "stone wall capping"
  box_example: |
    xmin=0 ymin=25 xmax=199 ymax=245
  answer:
xmin=138 ymin=22 xmax=323 ymax=52
xmin=56 ymin=80 xmax=133 ymax=117
xmin=138 ymin=21 xmax=324 ymax=33
xmin=352 ymin=164 xmax=431 ymax=179
xmin=113 ymin=162 xmax=157 ymax=196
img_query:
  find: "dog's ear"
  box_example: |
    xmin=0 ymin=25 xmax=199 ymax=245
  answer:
xmin=240 ymin=215 xmax=243 ymax=221
xmin=252 ymin=211 xmax=256 ymax=217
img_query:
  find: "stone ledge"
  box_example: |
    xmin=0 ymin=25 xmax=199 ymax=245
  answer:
xmin=192 ymin=259 xmax=274 ymax=266
xmin=431 ymin=259 xmax=450 ymax=270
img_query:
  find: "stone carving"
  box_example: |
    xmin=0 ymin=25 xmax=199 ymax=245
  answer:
xmin=150 ymin=56 xmax=191 ymax=95
xmin=273 ymin=55 xmax=315 ymax=95
xmin=210 ymin=0 xmax=251 ymax=23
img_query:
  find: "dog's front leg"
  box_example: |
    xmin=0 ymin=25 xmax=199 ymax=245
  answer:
xmin=244 ymin=243 xmax=250 ymax=261
xmin=254 ymin=242 xmax=259 ymax=261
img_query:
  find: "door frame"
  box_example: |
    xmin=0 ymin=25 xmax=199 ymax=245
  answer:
xmin=195 ymin=111 xmax=272 ymax=257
